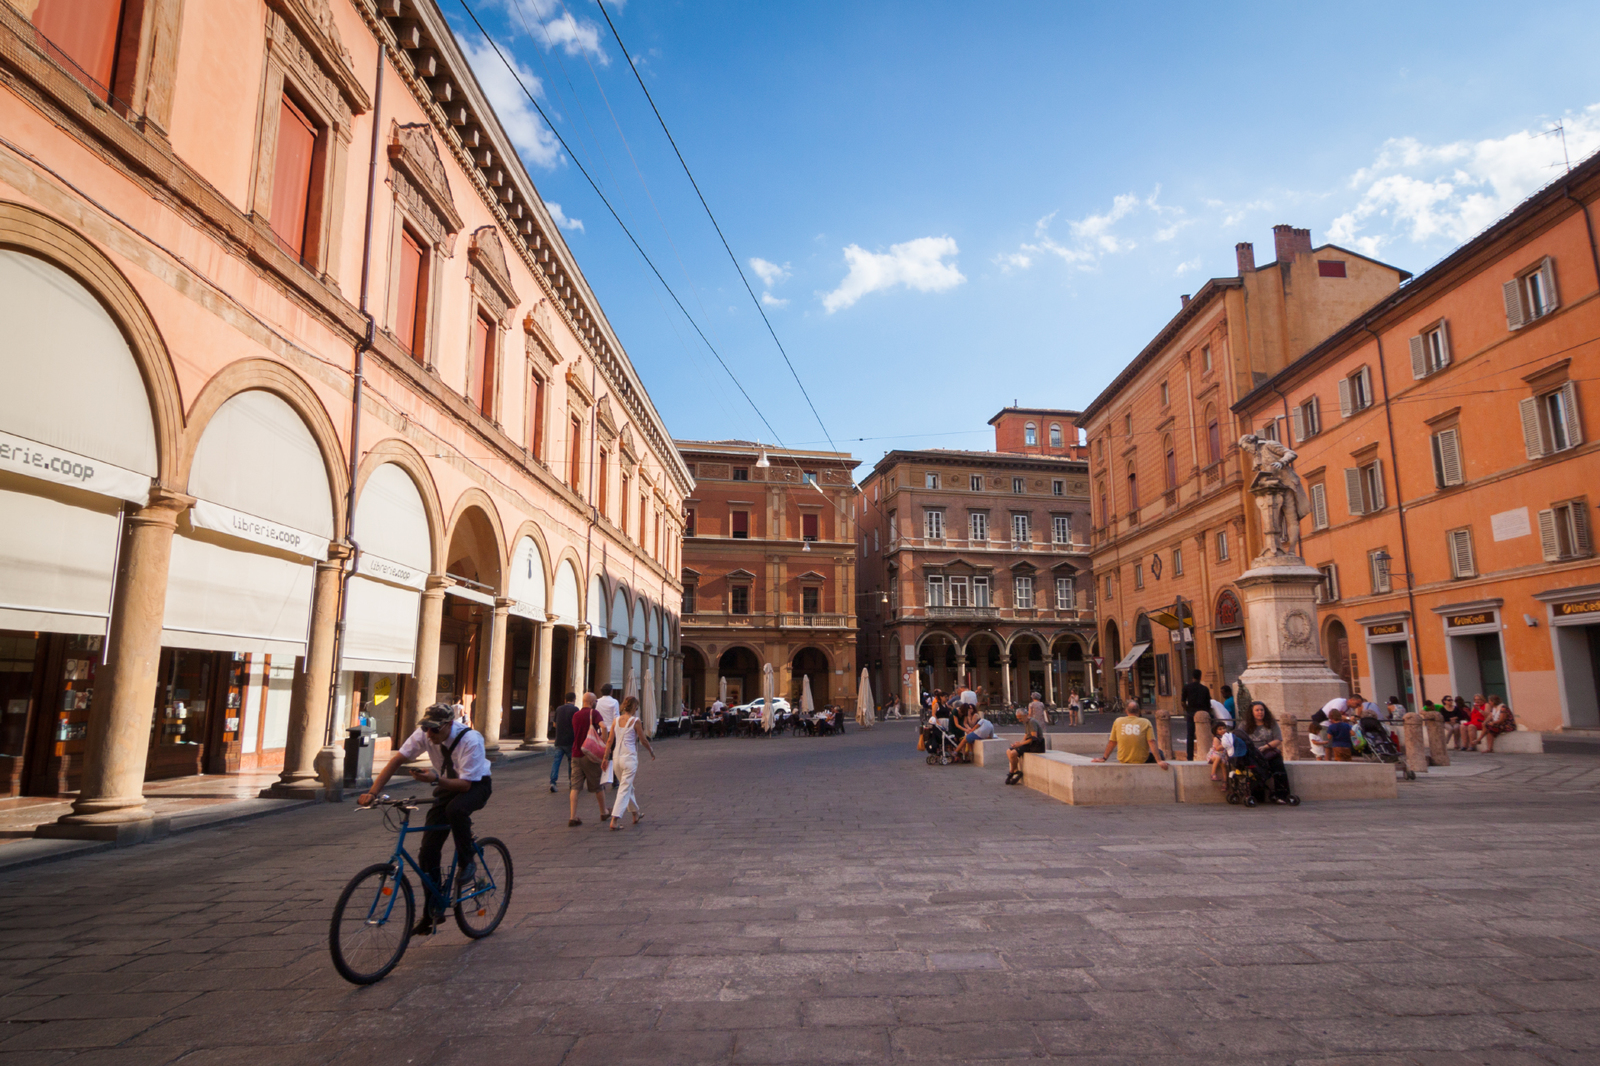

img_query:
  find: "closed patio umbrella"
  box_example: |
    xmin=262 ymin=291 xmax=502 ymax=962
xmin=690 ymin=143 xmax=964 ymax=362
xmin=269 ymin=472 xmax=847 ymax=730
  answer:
xmin=718 ymin=675 xmax=727 ymax=706
xmin=857 ymin=668 xmax=874 ymax=728
xmin=643 ymin=662 xmax=657 ymax=736
xmin=802 ymin=673 xmax=815 ymax=716
xmin=761 ymin=663 xmax=776 ymax=731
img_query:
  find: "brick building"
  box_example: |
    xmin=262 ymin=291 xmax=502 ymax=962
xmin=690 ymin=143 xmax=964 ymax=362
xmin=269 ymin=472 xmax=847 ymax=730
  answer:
xmin=677 ymin=442 xmax=860 ymax=713
xmin=856 ymin=409 xmax=1094 ymax=710
xmin=0 ymin=0 xmax=686 ymax=834
xmin=1235 ymin=154 xmax=1600 ymax=731
xmin=1081 ymin=226 xmax=1408 ymax=715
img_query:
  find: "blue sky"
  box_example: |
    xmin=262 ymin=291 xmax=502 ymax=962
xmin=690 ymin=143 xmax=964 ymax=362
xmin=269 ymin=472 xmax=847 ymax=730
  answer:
xmin=454 ymin=0 xmax=1600 ymax=467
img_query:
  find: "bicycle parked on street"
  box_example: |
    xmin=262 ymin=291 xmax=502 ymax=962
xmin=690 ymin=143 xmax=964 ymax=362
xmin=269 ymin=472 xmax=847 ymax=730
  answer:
xmin=328 ymin=796 xmax=513 ymax=985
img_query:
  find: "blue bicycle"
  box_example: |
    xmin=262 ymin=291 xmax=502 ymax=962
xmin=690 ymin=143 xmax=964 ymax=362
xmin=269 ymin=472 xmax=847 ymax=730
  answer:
xmin=329 ymin=796 xmax=513 ymax=985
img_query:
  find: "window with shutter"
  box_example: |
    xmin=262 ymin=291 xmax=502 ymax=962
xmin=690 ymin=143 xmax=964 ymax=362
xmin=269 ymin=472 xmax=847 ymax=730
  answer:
xmin=1291 ymin=406 xmax=1304 ymax=442
xmin=270 ymin=96 xmax=318 ymax=260
xmin=731 ymin=511 xmax=749 ymax=539
xmin=1172 ymin=547 xmax=1183 ymax=575
xmin=1368 ymin=550 xmax=1391 ymax=593
xmin=1543 ymin=500 xmax=1593 ymax=561
xmin=1409 ymin=334 xmax=1428 ymax=380
xmin=1367 ymin=459 xmax=1385 ymax=510
xmin=1558 ymin=381 xmax=1582 ymax=448
xmin=395 ymin=228 xmax=427 ymax=357
xmin=1432 ymin=428 xmax=1464 ymax=487
xmin=1503 ymin=278 xmax=1527 ymax=329
xmin=1344 ymin=467 xmax=1364 ymax=516
xmin=1519 ymin=396 xmax=1547 ymax=459
xmin=1310 ymin=483 xmax=1329 ymax=529
xmin=1430 ymin=323 xmax=1451 ymax=371
xmin=1538 ymin=257 xmax=1560 ymax=314
xmin=1448 ymin=528 xmax=1476 ymax=578
xmin=1538 ymin=508 xmax=1560 ymax=561
xmin=802 ymin=513 xmax=819 ymax=542
xmin=1338 ymin=376 xmax=1353 ymax=417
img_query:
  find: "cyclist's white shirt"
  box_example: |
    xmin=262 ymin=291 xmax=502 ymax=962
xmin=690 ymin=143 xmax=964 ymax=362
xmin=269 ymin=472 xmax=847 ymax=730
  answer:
xmin=398 ymin=722 xmax=491 ymax=781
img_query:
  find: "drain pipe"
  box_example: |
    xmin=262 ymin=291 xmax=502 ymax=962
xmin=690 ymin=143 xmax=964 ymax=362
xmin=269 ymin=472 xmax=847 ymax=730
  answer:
xmin=323 ymin=41 xmax=386 ymax=770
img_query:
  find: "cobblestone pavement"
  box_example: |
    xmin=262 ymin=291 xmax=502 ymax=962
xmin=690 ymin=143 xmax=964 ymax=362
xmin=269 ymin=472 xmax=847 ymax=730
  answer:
xmin=2 ymin=724 xmax=1599 ymax=1065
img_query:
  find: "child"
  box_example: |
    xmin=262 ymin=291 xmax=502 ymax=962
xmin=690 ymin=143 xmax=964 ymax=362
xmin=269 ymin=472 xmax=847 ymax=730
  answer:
xmin=1325 ymin=708 xmax=1355 ymax=761
xmin=1207 ymin=721 xmax=1230 ymax=782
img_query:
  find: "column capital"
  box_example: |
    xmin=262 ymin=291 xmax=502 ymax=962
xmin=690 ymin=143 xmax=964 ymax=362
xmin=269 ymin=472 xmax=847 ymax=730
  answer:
xmin=425 ymin=574 xmax=453 ymax=592
xmin=327 ymin=542 xmax=354 ymax=562
xmin=132 ymin=488 xmax=194 ymax=528
xmin=493 ymin=596 xmax=514 ymax=611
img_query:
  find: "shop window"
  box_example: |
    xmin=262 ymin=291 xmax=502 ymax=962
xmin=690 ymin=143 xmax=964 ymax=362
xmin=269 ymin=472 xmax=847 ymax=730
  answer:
xmin=1292 ymin=396 xmax=1321 ymax=441
xmin=948 ymin=576 xmax=969 ymax=607
xmin=1448 ymin=527 xmax=1477 ymax=579
xmin=969 ymin=474 xmax=983 ymax=491
xmin=1014 ymin=575 xmax=1034 ymax=609
xmin=924 ymin=509 xmax=944 ymax=540
xmin=1012 ymin=477 xmax=1026 ymax=494
xmin=685 ymin=507 xmax=696 ymax=537
xmin=732 ymin=467 xmax=749 ymax=481
xmin=1520 ymin=382 xmax=1583 ymax=459
xmin=1338 ymin=366 xmax=1374 ymax=417
xmin=970 ymin=512 xmax=988 ymax=541
xmin=1431 ymin=428 xmax=1464 ymax=487
xmin=1368 ymin=549 xmax=1392 ymax=593
xmin=1539 ymin=499 xmax=1592 ymax=561
xmin=926 ymin=574 xmax=946 ymax=607
xmin=1344 ymin=458 xmax=1386 ymax=516
xmin=973 ymin=576 xmax=991 ymax=607
xmin=1049 ymin=423 xmax=1063 ymax=448
xmin=731 ymin=510 xmax=749 ymax=539
xmin=1024 ymin=423 xmax=1037 ymax=446
xmin=1012 ymin=513 xmax=1030 ymax=543
xmin=1504 ymin=257 xmax=1559 ymax=329
xmin=802 ymin=513 xmax=819 ymax=542
xmin=28 ymin=0 xmax=124 ymax=102
xmin=682 ymin=584 xmax=697 ymax=615
xmin=1052 ymin=515 xmax=1070 ymax=544
xmin=528 ymin=372 xmax=546 ymax=459
xmin=730 ymin=585 xmax=750 ymax=614
xmin=394 ymin=227 xmax=428 ymax=357
xmin=1315 ymin=563 xmax=1340 ymax=603
xmin=1410 ymin=321 xmax=1452 ymax=378
xmin=1310 ymin=483 xmax=1329 ymax=529
xmin=270 ymin=95 xmax=319 ymax=261
xmin=802 ymin=586 xmax=820 ymax=615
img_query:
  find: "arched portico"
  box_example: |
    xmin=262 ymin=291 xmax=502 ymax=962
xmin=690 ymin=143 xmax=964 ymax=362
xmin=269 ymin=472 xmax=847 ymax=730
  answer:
xmin=791 ymin=646 xmax=831 ymax=707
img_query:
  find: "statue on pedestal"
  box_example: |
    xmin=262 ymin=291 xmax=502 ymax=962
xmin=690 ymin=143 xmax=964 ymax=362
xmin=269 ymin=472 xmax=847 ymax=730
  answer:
xmin=1239 ymin=434 xmax=1310 ymax=560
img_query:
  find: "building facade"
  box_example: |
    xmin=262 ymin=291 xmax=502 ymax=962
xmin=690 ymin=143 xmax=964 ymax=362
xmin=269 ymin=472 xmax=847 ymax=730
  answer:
xmin=856 ymin=409 xmax=1094 ymax=709
xmin=1235 ymin=155 xmax=1600 ymax=732
xmin=0 ymin=0 xmax=687 ymax=832
xmin=1082 ymin=226 xmax=1407 ymax=715
xmin=676 ymin=442 xmax=859 ymax=712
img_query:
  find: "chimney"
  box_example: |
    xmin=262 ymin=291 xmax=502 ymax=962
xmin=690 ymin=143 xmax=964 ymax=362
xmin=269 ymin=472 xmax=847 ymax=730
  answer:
xmin=1180 ymin=294 xmax=1190 ymax=308
xmin=1273 ymin=225 xmax=1296 ymax=262
xmin=1235 ymin=242 xmax=1255 ymax=274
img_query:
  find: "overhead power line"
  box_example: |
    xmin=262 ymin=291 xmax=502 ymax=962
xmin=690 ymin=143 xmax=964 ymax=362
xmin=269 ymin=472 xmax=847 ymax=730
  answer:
xmin=455 ymin=0 xmax=786 ymax=447
xmin=593 ymin=0 xmax=839 ymax=453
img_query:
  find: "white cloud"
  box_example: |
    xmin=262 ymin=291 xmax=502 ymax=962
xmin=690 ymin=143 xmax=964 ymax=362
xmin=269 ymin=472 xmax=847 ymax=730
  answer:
xmin=1328 ymin=105 xmax=1600 ymax=255
xmin=1174 ymin=257 xmax=1203 ymax=276
xmin=1001 ymin=189 xmax=1180 ymax=274
xmin=498 ymin=0 xmax=608 ymax=64
xmin=458 ymin=35 xmax=561 ymax=169
xmin=545 ymin=201 xmax=583 ymax=232
xmin=761 ymin=292 xmax=789 ymax=308
xmin=822 ymin=236 xmax=965 ymax=313
xmin=749 ymin=257 xmax=791 ymax=287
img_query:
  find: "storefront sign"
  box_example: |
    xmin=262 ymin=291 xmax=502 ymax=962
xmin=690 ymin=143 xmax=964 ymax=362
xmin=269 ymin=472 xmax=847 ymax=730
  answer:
xmin=1446 ymin=612 xmax=1494 ymax=628
xmin=190 ymin=499 xmax=329 ymax=561
xmin=354 ymin=550 xmax=427 ymax=590
xmin=1367 ymin=622 xmax=1404 ymax=636
xmin=509 ymin=599 xmax=543 ymax=620
xmin=1556 ymin=599 xmax=1600 ymax=617
xmin=0 ymin=431 xmax=150 ymax=503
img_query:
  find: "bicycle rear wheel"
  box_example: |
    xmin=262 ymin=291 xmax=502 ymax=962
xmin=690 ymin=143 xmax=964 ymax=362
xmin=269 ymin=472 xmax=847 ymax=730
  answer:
xmin=330 ymin=863 xmax=413 ymax=985
xmin=454 ymin=837 xmax=512 ymax=938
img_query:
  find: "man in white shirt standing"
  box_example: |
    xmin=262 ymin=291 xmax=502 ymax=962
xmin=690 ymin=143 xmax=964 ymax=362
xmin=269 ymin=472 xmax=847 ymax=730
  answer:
xmin=595 ymin=684 xmax=621 ymax=791
xmin=361 ymin=703 xmax=492 ymax=936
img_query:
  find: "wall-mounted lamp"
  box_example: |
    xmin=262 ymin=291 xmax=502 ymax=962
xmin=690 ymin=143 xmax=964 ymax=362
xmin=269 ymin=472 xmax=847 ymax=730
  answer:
xmin=755 ymin=450 xmax=771 ymax=468
xmin=1524 ymin=613 xmax=1539 ymax=628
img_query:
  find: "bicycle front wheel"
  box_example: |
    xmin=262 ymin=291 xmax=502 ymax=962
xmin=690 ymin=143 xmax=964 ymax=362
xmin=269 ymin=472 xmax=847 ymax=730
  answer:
xmin=454 ymin=837 xmax=513 ymax=939
xmin=330 ymin=863 xmax=413 ymax=985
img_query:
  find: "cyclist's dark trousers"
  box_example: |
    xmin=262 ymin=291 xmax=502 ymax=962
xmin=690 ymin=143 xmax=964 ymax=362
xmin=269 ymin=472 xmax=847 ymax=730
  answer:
xmin=419 ymin=777 xmax=492 ymax=906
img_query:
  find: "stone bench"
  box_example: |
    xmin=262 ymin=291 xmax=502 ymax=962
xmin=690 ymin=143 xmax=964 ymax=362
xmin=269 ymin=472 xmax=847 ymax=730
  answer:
xmin=1477 ymin=729 xmax=1544 ymax=754
xmin=1020 ymin=751 xmax=1176 ymax=806
xmin=973 ymin=733 xmax=1112 ymax=767
xmin=1170 ymin=759 xmax=1398 ymax=803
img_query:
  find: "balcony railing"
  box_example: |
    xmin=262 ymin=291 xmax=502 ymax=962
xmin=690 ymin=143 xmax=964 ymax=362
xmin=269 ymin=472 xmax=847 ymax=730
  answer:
xmin=681 ymin=612 xmax=855 ymax=630
xmin=888 ymin=537 xmax=1089 ymax=556
xmin=901 ymin=607 xmax=1096 ymax=625
xmin=778 ymin=613 xmax=852 ymax=629
xmin=926 ymin=605 xmax=998 ymax=620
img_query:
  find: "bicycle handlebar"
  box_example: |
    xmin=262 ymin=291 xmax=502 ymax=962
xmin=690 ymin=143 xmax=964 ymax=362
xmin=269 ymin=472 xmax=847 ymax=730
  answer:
xmin=356 ymin=795 xmax=418 ymax=812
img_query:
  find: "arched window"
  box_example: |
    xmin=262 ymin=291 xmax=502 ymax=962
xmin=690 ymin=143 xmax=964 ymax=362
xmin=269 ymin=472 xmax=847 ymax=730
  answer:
xmin=1024 ymin=422 xmax=1037 ymax=446
xmin=1049 ymin=423 xmax=1062 ymax=448
xmin=1205 ymin=405 xmax=1220 ymax=465
xmin=1164 ymin=435 xmax=1177 ymax=489
xmin=1127 ymin=469 xmax=1139 ymax=511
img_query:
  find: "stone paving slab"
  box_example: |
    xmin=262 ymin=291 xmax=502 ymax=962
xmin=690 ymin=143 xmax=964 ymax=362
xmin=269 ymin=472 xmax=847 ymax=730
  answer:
xmin=0 ymin=730 xmax=1598 ymax=1063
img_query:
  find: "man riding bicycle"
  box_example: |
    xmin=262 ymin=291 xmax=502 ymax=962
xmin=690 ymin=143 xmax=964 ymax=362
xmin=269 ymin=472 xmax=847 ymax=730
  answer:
xmin=360 ymin=703 xmax=492 ymax=936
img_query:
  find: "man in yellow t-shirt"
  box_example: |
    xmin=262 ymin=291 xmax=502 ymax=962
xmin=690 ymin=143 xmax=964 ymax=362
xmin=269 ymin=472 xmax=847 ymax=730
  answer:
xmin=1092 ymin=701 xmax=1170 ymax=769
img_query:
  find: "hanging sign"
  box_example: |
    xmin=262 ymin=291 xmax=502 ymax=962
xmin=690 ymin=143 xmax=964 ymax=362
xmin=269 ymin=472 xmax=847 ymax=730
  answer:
xmin=190 ymin=499 xmax=329 ymax=561
xmin=0 ymin=430 xmax=150 ymax=503
xmin=355 ymin=550 xmax=428 ymax=590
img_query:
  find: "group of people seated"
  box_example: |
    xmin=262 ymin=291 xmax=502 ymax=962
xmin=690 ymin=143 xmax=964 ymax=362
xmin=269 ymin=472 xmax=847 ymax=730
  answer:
xmin=1427 ymin=693 xmax=1516 ymax=752
xmin=693 ymin=699 xmax=842 ymax=736
xmin=920 ymin=698 xmax=996 ymax=763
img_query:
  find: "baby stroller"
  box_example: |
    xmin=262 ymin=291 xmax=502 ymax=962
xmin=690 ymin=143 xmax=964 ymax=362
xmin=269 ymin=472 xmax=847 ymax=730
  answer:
xmin=1354 ymin=718 xmax=1415 ymax=781
xmin=1223 ymin=732 xmax=1299 ymax=807
xmin=923 ymin=718 xmax=964 ymax=765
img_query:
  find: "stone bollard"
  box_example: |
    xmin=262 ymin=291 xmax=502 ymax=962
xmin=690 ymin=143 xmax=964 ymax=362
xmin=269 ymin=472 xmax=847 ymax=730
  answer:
xmin=1194 ymin=710 xmax=1213 ymax=763
xmin=1423 ymin=711 xmax=1450 ymax=766
xmin=1402 ymin=712 xmax=1427 ymax=775
xmin=1282 ymin=715 xmax=1303 ymax=760
xmin=1154 ymin=708 xmax=1173 ymax=762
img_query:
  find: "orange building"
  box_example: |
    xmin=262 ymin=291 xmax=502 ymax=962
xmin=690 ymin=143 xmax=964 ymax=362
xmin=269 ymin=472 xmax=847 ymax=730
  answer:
xmin=1082 ymin=227 xmax=1407 ymax=716
xmin=0 ymin=1 xmax=686 ymax=835
xmin=677 ymin=442 xmax=860 ymax=712
xmin=1235 ymin=153 xmax=1600 ymax=732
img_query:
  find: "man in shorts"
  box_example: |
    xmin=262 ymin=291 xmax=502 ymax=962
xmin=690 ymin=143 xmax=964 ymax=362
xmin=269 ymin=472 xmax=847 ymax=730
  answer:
xmin=1005 ymin=705 xmax=1047 ymax=785
xmin=954 ymin=711 xmax=995 ymax=761
xmin=1093 ymin=700 xmax=1171 ymax=769
xmin=567 ymin=693 xmax=607 ymax=827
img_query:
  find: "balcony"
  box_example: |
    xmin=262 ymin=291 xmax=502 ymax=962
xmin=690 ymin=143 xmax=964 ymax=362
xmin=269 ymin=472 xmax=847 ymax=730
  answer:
xmin=926 ymin=605 xmax=998 ymax=620
xmin=779 ymin=612 xmax=852 ymax=629
xmin=888 ymin=537 xmax=1090 ymax=557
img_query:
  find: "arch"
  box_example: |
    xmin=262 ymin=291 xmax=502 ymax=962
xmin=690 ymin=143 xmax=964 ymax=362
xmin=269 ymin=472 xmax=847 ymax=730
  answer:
xmin=959 ymin=629 xmax=1003 ymax=658
xmin=354 ymin=438 xmax=446 ymax=574
xmin=1214 ymin=589 xmax=1243 ymax=629
xmin=507 ymin=534 xmax=547 ymax=615
xmin=1005 ymin=630 xmax=1050 ymax=657
xmin=1024 ymin=421 xmax=1037 ymax=446
xmin=551 ymin=558 xmax=581 ymax=626
xmin=588 ymin=572 xmax=609 ymax=637
xmin=610 ymin=586 xmax=629 ymax=646
xmin=716 ymin=645 xmax=762 ymax=706
xmin=1324 ymin=616 xmax=1353 ymax=691
xmin=1049 ymin=422 xmax=1063 ymax=448
xmin=443 ymin=487 xmax=507 ymax=591
xmin=632 ymin=596 xmax=648 ymax=649
xmin=180 ymin=359 xmax=348 ymax=536
xmin=0 ymin=200 xmax=184 ymax=485
xmin=915 ymin=628 xmax=961 ymax=655
xmin=791 ymin=645 xmax=830 ymax=707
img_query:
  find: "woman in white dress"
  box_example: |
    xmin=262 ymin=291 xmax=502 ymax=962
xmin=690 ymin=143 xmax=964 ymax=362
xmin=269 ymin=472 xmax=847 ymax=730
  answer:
xmin=604 ymin=696 xmax=655 ymax=830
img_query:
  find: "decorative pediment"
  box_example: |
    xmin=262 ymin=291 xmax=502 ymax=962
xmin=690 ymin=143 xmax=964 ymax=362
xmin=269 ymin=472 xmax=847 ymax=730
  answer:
xmin=565 ymin=365 xmax=594 ymax=407
xmin=524 ymin=298 xmax=558 ymax=355
xmin=388 ymin=123 xmax=461 ymax=249
xmin=681 ymin=567 xmax=701 ymax=579
xmin=468 ymin=226 xmax=520 ymax=324
xmin=595 ymin=395 xmax=618 ymax=440
xmin=725 ymin=568 xmax=756 ymax=582
xmin=265 ymin=0 xmax=369 ymax=115
xmin=1009 ymin=561 xmax=1037 ymax=573
xmin=1050 ymin=559 xmax=1084 ymax=573
xmin=797 ymin=571 xmax=827 ymax=583
xmin=619 ymin=425 xmax=638 ymax=463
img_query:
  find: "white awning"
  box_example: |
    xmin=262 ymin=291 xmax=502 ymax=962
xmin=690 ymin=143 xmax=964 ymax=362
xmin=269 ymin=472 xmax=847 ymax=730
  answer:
xmin=1114 ymin=642 xmax=1151 ymax=671
xmin=0 ymin=484 xmax=121 ymax=636
xmin=445 ymin=583 xmax=495 ymax=606
xmin=162 ymin=533 xmax=313 ymax=655
xmin=341 ymin=574 xmax=420 ymax=674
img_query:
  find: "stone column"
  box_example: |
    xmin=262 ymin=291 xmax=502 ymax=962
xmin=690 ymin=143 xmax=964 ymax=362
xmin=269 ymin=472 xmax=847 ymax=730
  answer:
xmin=954 ymin=654 xmax=967 ymax=690
xmin=1044 ymin=654 xmax=1055 ymax=707
xmin=404 ymin=578 xmax=449 ymax=738
xmin=266 ymin=546 xmax=349 ymax=799
xmin=480 ymin=598 xmax=511 ymax=755
xmin=1402 ymin=712 xmax=1427 ymax=775
xmin=522 ymin=617 xmax=555 ymax=749
xmin=1000 ymin=655 xmax=1012 ymax=706
xmin=1154 ymin=707 xmax=1173 ymax=762
xmin=40 ymin=489 xmax=192 ymax=842
xmin=1423 ymin=710 xmax=1450 ymax=766
xmin=572 ymin=626 xmax=589 ymax=697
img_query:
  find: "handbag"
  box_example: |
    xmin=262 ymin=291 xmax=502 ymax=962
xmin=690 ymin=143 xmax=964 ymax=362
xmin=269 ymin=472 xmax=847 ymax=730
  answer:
xmin=580 ymin=715 xmax=607 ymax=760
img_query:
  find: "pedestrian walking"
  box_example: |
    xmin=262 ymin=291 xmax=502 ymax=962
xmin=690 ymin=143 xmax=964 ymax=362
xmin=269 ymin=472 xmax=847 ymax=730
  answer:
xmin=595 ymin=684 xmax=620 ymax=791
xmin=548 ymin=691 xmax=578 ymax=793
xmin=1028 ymin=691 xmax=1049 ymax=726
xmin=605 ymin=695 xmax=655 ymax=830
xmin=568 ymin=692 xmax=607 ymax=827
xmin=1067 ymin=689 xmax=1082 ymax=726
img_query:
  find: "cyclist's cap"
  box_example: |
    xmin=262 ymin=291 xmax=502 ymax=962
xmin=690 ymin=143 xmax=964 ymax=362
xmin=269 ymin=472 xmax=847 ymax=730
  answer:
xmin=421 ymin=704 xmax=454 ymax=730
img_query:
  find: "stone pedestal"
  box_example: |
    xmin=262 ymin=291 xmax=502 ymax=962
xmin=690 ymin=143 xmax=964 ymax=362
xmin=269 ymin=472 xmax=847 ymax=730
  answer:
xmin=1235 ymin=557 xmax=1346 ymax=730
